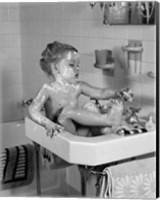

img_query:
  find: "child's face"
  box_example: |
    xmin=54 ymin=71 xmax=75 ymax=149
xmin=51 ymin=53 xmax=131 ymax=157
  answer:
xmin=56 ymin=51 xmax=80 ymax=82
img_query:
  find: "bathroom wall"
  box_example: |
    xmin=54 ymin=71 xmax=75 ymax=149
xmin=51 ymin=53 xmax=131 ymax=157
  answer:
xmin=20 ymin=2 xmax=156 ymax=113
xmin=0 ymin=3 xmax=68 ymax=196
xmin=0 ymin=2 xmax=156 ymax=123
xmin=0 ymin=3 xmax=23 ymax=122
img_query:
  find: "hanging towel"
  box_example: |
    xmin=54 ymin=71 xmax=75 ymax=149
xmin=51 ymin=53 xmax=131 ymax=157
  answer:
xmin=96 ymin=167 xmax=113 ymax=198
xmin=0 ymin=143 xmax=34 ymax=190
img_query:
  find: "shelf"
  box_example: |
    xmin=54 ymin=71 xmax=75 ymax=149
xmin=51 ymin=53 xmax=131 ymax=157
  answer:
xmin=102 ymin=72 xmax=156 ymax=83
xmin=94 ymin=63 xmax=114 ymax=70
xmin=122 ymin=46 xmax=143 ymax=53
xmin=125 ymin=73 xmax=156 ymax=83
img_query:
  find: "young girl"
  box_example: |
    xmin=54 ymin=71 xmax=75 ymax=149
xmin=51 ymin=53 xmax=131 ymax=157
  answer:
xmin=29 ymin=41 xmax=133 ymax=138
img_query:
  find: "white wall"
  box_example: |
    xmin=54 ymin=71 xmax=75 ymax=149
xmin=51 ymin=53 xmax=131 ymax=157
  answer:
xmin=20 ymin=2 xmax=156 ymax=115
xmin=0 ymin=3 xmax=23 ymax=122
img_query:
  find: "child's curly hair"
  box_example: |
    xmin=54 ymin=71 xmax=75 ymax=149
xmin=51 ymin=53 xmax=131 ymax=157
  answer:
xmin=40 ymin=41 xmax=78 ymax=77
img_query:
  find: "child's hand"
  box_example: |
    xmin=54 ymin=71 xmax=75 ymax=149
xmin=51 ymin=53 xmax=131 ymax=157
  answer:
xmin=117 ymin=88 xmax=134 ymax=102
xmin=45 ymin=123 xmax=64 ymax=138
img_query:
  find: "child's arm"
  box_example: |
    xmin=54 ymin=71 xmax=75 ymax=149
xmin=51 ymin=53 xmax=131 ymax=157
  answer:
xmin=77 ymin=81 xmax=133 ymax=102
xmin=78 ymin=81 xmax=118 ymax=100
xmin=29 ymin=84 xmax=63 ymax=135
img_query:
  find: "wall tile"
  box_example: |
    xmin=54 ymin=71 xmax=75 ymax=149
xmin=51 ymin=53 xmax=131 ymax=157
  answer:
xmin=90 ymin=20 xmax=105 ymax=38
xmin=79 ymin=54 xmax=92 ymax=73
xmin=103 ymin=26 xmax=115 ymax=39
xmin=142 ymin=26 xmax=156 ymax=41
xmin=102 ymin=38 xmax=115 ymax=50
xmin=62 ymin=20 xmax=74 ymax=36
xmin=78 ymin=37 xmax=93 ymax=55
xmin=47 ymin=20 xmax=57 ymax=36
xmin=141 ymin=62 xmax=156 ymax=74
xmin=81 ymin=19 xmax=104 ymax=38
xmin=0 ymin=21 xmax=9 ymax=34
xmin=55 ymin=19 xmax=64 ymax=36
xmin=79 ymin=71 xmax=103 ymax=88
xmin=142 ymin=41 xmax=156 ymax=63
xmin=63 ymin=2 xmax=82 ymax=20
xmin=1 ymin=83 xmax=23 ymax=122
xmin=1 ymin=99 xmax=23 ymax=122
xmin=69 ymin=20 xmax=82 ymax=37
xmin=1 ymin=59 xmax=22 ymax=72
xmin=81 ymin=2 xmax=102 ymax=20
xmin=1 ymin=34 xmax=21 ymax=48
xmin=81 ymin=20 xmax=93 ymax=37
xmin=49 ymin=3 xmax=64 ymax=20
xmin=139 ymin=82 xmax=156 ymax=106
xmin=91 ymin=37 xmax=106 ymax=52
xmin=8 ymin=46 xmax=21 ymax=60
xmin=102 ymin=74 xmax=115 ymax=89
xmin=1 ymin=102 xmax=13 ymax=122
xmin=0 ymin=3 xmax=23 ymax=122
xmin=1 ymin=71 xmax=22 ymax=86
xmin=1 ymin=84 xmax=23 ymax=100
xmin=0 ymin=6 xmax=9 ymax=21
xmin=8 ymin=7 xmax=20 ymax=21
xmin=21 ymin=5 xmax=41 ymax=21
xmin=39 ymin=3 xmax=58 ymax=20
xmin=113 ymin=26 xmax=128 ymax=39
xmin=127 ymin=26 xmax=143 ymax=40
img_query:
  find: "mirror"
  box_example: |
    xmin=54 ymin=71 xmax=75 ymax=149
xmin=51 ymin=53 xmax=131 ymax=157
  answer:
xmin=103 ymin=2 xmax=156 ymax=25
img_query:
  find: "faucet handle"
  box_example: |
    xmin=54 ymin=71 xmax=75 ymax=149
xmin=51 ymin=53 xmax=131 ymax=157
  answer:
xmin=129 ymin=107 xmax=141 ymax=114
xmin=22 ymin=98 xmax=33 ymax=107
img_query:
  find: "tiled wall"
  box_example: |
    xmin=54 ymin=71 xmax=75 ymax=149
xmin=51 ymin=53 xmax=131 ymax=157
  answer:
xmin=20 ymin=2 xmax=156 ymax=115
xmin=0 ymin=2 xmax=156 ymax=122
xmin=0 ymin=3 xmax=23 ymax=122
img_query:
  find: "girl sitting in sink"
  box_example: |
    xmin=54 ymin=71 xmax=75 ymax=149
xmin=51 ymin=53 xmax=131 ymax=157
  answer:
xmin=29 ymin=41 xmax=133 ymax=138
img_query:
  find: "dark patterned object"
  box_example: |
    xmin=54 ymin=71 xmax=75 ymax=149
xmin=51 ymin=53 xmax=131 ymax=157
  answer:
xmin=0 ymin=144 xmax=34 ymax=190
xmin=117 ymin=127 xmax=147 ymax=136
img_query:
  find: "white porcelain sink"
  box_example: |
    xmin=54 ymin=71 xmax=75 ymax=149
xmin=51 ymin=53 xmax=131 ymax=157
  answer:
xmin=25 ymin=117 xmax=156 ymax=166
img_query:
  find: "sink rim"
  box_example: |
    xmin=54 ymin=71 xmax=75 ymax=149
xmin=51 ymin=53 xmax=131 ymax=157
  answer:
xmin=25 ymin=117 xmax=156 ymax=166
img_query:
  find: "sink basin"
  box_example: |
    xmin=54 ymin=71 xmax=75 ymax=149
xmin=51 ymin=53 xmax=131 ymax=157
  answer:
xmin=25 ymin=117 xmax=156 ymax=166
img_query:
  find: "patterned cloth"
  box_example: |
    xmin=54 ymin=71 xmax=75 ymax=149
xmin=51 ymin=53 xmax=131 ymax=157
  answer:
xmin=111 ymin=155 xmax=156 ymax=198
xmin=113 ymin=171 xmax=156 ymax=198
xmin=0 ymin=144 xmax=34 ymax=190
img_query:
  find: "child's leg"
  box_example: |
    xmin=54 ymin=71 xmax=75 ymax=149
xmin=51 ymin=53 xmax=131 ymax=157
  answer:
xmin=77 ymin=126 xmax=91 ymax=137
xmin=60 ymin=118 xmax=77 ymax=135
xmin=58 ymin=106 xmax=114 ymax=127
xmin=59 ymin=117 xmax=91 ymax=137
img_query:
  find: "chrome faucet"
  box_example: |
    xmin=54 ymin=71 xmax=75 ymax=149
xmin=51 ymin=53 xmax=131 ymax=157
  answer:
xmin=125 ymin=107 xmax=141 ymax=124
xmin=22 ymin=98 xmax=33 ymax=107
